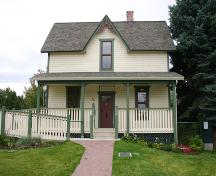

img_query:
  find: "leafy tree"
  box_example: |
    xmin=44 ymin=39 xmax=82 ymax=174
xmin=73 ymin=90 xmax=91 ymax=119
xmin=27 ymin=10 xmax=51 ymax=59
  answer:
xmin=23 ymin=83 xmax=38 ymax=109
xmin=24 ymin=70 xmax=44 ymax=109
xmin=169 ymin=0 xmax=216 ymax=120
xmin=0 ymin=88 xmax=26 ymax=109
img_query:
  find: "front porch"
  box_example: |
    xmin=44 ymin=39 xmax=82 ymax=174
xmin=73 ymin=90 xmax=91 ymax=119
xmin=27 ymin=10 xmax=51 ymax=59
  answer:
xmin=34 ymin=77 xmax=178 ymax=142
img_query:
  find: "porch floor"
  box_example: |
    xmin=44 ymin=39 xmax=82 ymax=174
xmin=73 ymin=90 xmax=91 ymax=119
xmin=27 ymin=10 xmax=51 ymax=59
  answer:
xmin=72 ymin=140 xmax=114 ymax=176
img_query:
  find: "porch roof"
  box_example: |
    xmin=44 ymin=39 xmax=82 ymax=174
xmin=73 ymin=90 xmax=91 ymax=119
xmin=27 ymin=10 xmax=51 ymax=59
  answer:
xmin=34 ymin=72 xmax=184 ymax=82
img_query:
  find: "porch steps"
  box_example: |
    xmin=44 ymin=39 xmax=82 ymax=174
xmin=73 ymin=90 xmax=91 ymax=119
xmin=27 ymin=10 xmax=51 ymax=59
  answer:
xmin=93 ymin=128 xmax=115 ymax=139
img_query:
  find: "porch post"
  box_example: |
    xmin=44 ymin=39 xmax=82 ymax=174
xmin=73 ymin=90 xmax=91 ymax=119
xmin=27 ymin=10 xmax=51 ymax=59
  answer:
xmin=115 ymin=106 xmax=119 ymax=139
xmin=126 ymin=83 xmax=130 ymax=134
xmin=172 ymin=81 xmax=178 ymax=144
xmin=1 ymin=106 xmax=6 ymax=135
xmin=36 ymin=83 xmax=41 ymax=110
xmin=80 ymin=82 xmax=85 ymax=138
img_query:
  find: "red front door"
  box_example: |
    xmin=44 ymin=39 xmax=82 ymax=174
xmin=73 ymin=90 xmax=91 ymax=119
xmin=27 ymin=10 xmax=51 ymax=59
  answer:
xmin=99 ymin=92 xmax=114 ymax=128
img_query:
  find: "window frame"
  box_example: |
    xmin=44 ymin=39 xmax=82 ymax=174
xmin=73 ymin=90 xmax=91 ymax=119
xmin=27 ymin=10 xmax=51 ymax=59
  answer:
xmin=100 ymin=39 xmax=114 ymax=71
xmin=134 ymin=86 xmax=150 ymax=109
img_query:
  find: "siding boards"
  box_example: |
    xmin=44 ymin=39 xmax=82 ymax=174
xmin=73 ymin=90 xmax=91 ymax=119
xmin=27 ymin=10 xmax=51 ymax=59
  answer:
xmin=48 ymin=85 xmax=66 ymax=108
xmin=48 ymin=84 xmax=168 ymax=110
xmin=49 ymin=27 xmax=168 ymax=72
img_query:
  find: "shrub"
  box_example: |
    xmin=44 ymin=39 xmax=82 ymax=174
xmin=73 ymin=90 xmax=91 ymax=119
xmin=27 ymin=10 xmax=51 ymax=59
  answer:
xmin=189 ymin=135 xmax=203 ymax=152
xmin=122 ymin=134 xmax=138 ymax=143
xmin=137 ymin=139 xmax=148 ymax=147
xmin=0 ymin=135 xmax=17 ymax=149
xmin=16 ymin=137 xmax=42 ymax=148
xmin=159 ymin=144 xmax=172 ymax=151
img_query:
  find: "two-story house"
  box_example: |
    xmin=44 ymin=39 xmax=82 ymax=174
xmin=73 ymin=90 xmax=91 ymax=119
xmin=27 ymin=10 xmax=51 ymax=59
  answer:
xmin=34 ymin=11 xmax=184 ymax=142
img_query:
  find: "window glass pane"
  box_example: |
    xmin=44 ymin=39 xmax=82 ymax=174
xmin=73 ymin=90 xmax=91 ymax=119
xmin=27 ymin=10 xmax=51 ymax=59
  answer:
xmin=102 ymin=56 xmax=111 ymax=69
xmin=138 ymin=92 xmax=146 ymax=103
xmin=101 ymin=95 xmax=111 ymax=102
xmin=102 ymin=42 xmax=112 ymax=54
xmin=138 ymin=104 xmax=146 ymax=109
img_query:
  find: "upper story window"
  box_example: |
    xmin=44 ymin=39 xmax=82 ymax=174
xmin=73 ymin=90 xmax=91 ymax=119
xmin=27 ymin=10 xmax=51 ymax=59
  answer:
xmin=100 ymin=40 xmax=113 ymax=71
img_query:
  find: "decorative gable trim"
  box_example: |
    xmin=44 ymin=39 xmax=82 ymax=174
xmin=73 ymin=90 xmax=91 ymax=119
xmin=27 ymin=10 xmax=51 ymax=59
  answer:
xmin=82 ymin=15 xmax=130 ymax=51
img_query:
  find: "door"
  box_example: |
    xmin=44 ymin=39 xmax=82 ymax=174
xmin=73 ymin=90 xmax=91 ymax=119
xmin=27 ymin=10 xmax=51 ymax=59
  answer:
xmin=214 ymin=127 xmax=216 ymax=149
xmin=99 ymin=92 xmax=114 ymax=128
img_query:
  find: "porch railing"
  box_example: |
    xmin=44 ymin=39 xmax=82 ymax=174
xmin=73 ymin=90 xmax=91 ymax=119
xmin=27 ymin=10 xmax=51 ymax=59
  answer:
xmin=2 ymin=106 xmax=173 ymax=140
xmin=118 ymin=108 xmax=173 ymax=133
xmin=3 ymin=106 xmax=95 ymax=140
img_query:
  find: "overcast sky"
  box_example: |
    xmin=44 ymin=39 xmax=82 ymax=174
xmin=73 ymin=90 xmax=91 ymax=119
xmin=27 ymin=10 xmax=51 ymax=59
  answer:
xmin=0 ymin=0 xmax=175 ymax=95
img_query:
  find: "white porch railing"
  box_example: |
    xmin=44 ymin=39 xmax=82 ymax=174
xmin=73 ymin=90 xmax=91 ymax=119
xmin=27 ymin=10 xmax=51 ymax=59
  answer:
xmin=5 ymin=111 xmax=29 ymax=137
xmin=4 ymin=107 xmax=94 ymax=140
xmin=2 ymin=107 xmax=173 ymax=140
xmin=118 ymin=108 xmax=173 ymax=133
xmin=32 ymin=108 xmax=92 ymax=133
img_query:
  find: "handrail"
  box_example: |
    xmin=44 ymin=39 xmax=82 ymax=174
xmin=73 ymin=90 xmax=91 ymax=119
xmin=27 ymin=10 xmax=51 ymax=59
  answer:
xmin=118 ymin=107 xmax=172 ymax=110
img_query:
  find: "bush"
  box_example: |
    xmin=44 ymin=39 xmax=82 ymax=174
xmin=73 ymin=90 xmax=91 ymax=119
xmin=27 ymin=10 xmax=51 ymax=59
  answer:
xmin=16 ymin=137 xmax=42 ymax=149
xmin=178 ymin=122 xmax=200 ymax=144
xmin=0 ymin=135 xmax=17 ymax=149
xmin=189 ymin=135 xmax=203 ymax=152
xmin=159 ymin=144 xmax=172 ymax=151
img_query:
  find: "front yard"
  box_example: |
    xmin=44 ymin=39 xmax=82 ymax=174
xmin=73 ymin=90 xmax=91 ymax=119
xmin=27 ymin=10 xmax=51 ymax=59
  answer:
xmin=113 ymin=141 xmax=216 ymax=176
xmin=0 ymin=141 xmax=84 ymax=176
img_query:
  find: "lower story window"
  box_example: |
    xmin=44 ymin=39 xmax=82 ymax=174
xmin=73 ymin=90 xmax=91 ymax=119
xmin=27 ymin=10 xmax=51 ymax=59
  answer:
xmin=135 ymin=86 xmax=149 ymax=108
xmin=135 ymin=86 xmax=149 ymax=120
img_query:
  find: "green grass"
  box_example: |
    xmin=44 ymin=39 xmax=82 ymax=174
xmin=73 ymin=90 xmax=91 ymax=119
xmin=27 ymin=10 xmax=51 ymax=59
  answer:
xmin=113 ymin=141 xmax=216 ymax=176
xmin=0 ymin=141 xmax=84 ymax=176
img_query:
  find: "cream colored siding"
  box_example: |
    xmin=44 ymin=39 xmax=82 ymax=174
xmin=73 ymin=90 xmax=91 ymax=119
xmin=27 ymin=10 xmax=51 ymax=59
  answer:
xmin=49 ymin=27 xmax=168 ymax=73
xmin=149 ymin=85 xmax=169 ymax=108
xmin=48 ymin=84 xmax=168 ymax=109
xmin=48 ymin=84 xmax=168 ymax=125
xmin=48 ymin=85 xmax=66 ymax=108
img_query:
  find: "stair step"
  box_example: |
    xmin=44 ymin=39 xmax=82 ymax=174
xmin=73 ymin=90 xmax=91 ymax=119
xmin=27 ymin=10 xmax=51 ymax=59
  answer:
xmin=94 ymin=128 xmax=115 ymax=133
xmin=94 ymin=133 xmax=115 ymax=138
xmin=93 ymin=136 xmax=115 ymax=140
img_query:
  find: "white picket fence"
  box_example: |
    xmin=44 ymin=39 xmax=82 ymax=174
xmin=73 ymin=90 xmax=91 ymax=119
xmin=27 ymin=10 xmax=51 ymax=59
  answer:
xmin=4 ymin=108 xmax=93 ymax=140
xmin=118 ymin=108 xmax=173 ymax=133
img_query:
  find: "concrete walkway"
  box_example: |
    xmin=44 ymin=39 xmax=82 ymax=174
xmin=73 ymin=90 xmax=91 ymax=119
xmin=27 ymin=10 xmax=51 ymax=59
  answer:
xmin=72 ymin=140 xmax=115 ymax=176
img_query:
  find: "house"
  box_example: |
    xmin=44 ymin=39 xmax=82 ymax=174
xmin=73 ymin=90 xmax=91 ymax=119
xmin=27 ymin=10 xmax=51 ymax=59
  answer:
xmin=34 ymin=11 xmax=184 ymax=142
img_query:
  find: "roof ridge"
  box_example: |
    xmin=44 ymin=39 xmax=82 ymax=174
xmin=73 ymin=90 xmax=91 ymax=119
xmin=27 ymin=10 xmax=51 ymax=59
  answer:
xmin=54 ymin=21 xmax=167 ymax=24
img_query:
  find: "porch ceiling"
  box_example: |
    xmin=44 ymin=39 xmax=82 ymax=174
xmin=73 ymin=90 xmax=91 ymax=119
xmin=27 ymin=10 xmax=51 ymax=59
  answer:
xmin=33 ymin=72 xmax=184 ymax=83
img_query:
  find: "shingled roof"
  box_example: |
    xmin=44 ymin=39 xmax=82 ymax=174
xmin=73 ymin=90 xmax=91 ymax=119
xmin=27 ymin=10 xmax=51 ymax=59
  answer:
xmin=34 ymin=72 xmax=184 ymax=81
xmin=41 ymin=15 xmax=176 ymax=53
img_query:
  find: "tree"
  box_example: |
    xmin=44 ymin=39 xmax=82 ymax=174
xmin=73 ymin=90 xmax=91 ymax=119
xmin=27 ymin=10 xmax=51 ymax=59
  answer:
xmin=169 ymin=0 xmax=216 ymax=121
xmin=23 ymin=83 xmax=38 ymax=109
xmin=0 ymin=88 xmax=26 ymax=109
xmin=24 ymin=69 xmax=44 ymax=109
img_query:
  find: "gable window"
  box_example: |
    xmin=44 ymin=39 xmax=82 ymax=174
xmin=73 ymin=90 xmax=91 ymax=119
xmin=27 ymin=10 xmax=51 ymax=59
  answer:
xmin=100 ymin=40 xmax=113 ymax=71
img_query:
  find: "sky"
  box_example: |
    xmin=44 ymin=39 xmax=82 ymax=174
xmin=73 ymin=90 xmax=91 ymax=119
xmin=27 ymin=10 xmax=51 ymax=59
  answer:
xmin=0 ymin=0 xmax=176 ymax=95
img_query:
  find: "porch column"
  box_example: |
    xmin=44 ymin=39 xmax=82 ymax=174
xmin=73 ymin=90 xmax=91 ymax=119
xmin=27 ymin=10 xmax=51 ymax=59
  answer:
xmin=80 ymin=82 xmax=85 ymax=138
xmin=172 ymin=81 xmax=178 ymax=144
xmin=126 ymin=82 xmax=130 ymax=134
xmin=36 ymin=83 xmax=41 ymax=109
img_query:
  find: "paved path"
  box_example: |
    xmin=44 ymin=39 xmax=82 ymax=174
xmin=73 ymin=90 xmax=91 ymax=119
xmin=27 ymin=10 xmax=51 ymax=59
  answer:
xmin=72 ymin=140 xmax=115 ymax=176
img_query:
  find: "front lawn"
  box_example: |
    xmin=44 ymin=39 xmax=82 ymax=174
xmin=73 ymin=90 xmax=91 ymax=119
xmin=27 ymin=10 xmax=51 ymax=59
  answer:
xmin=113 ymin=141 xmax=216 ymax=176
xmin=0 ymin=141 xmax=84 ymax=176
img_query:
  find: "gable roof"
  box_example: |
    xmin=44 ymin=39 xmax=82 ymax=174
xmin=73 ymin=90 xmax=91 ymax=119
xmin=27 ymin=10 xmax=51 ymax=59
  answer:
xmin=41 ymin=15 xmax=176 ymax=53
